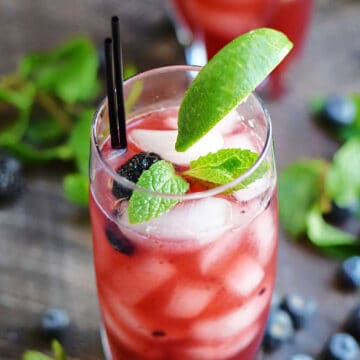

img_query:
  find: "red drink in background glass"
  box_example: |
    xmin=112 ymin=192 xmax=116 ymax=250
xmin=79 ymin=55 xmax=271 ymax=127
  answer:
xmin=170 ymin=0 xmax=314 ymax=97
xmin=89 ymin=66 xmax=279 ymax=360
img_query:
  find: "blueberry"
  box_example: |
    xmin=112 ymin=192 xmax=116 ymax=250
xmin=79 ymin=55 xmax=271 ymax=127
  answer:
xmin=338 ymin=256 xmax=360 ymax=289
xmin=322 ymin=95 xmax=356 ymax=127
xmin=324 ymin=201 xmax=357 ymax=224
xmin=280 ymin=294 xmax=317 ymax=330
xmin=325 ymin=333 xmax=359 ymax=360
xmin=105 ymin=221 xmax=135 ymax=255
xmin=263 ymin=309 xmax=295 ymax=351
xmin=40 ymin=308 xmax=70 ymax=338
xmin=289 ymin=354 xmax=314 ymax=360
xmin=345 ymin=304 xmax=360 ymax=341
xmin=0 ymin=153 xmax=23 ymax=202
xmin=112 ymin=152 xmax=161 ymax=199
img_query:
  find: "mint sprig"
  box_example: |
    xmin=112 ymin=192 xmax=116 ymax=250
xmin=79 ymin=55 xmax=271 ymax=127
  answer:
xmin=128 ymin=160 xmax=189 ymax=224
xmin=278 ymin=160 xmax=328 ymax=237
xmin=325 ymin=137 xmax=360 ymax=207
xmin=0 ymin=37 xmax=138 ymax=207
xmin=22 ymin=340 xmax=67 ymax=360
xmin=183 ymin=148 xmax=267 ymax=190
xmin=278 ymin=145 xmax=360 ymax=257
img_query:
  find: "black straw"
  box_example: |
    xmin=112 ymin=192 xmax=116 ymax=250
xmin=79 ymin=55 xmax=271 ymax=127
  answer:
xmin=104 ymin=17 xmax=127 ymax=150
xmin=111 ymin=16 xmax=127 ymax=150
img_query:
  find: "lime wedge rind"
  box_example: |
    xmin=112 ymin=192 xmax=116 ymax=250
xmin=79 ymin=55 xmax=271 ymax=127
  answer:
xmin=175 ymin=28 xmax=293 ymax=152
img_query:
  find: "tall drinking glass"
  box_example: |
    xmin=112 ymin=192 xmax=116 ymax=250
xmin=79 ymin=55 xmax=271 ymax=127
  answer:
xmin=169 ymin=0 xmax=313 ymax=97
xmin=89 ymin=65 xmax=278 ymax=360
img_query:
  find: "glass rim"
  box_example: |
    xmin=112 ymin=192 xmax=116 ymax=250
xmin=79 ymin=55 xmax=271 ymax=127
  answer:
xmin=91 ymin=65 xmax=273 ymax=200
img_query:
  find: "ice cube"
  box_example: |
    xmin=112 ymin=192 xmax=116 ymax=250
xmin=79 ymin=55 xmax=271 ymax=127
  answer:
xmin=213 ymin=110 xmax=242 ymax=134
xmin=129 ymin=129 xmax=223 ymax=166
xmin=224 ymin=255 xmax=264 ymax=297
xmin=110 ymin=256 xmax=176 ymax=305
xmin=101 ymin=291 xmax=147 ymax=335
xmin=178 ymin=323 xmax=260 ymax=360
xmin=103 ymin=309 xmax=164 ymax=358
xmin=199 ymin=227 xmax=245 ymax=274
xmin=191 ymin=289 xmax=271 ymax=340
xmin=103 ymin=309 xmax=140 ymax=352
xmin=165 ymin=280 xmax=217 ymax=318
xmin=248 ymin=209 xmax=277 ymax=266
xmin=233 ymin=173 xmax=272 ymax=202
xmin=223 ymin=132 xmax=258 ymax=152
xmin=164 ymin=115 xmax=178 ymax=129
xmin=120 ymin=197 xmax=234 ymax=250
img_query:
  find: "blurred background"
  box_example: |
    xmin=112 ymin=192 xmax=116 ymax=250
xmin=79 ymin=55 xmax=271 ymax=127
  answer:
xmin=0 ymin=0 xmax=359 ymax=359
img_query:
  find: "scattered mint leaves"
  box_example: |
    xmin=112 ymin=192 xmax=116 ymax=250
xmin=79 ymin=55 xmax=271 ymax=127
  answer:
xmin=128 ymin=160 xmax=189 ymax=224
xmin=279 ymin=142 xmax=360 ymax=257
xmin=19 ymin=37 xmax=100 ymax=104
xmin=306 ymin=205 xmax=358 ymax=248
xmin=0 ymin=82 xmax=35 ymax=145
xmin=1 ymin=141 xmax=72 ymax=163
xmin=68 ymin=108 xmax=94 ymax=176
xmin=278 ymin=160 xmax=328 ymax=236
xmin=22 ymin=352 xmax=52 ymax=360
xmin=0 ymin=36 xmax=136 ymax=207
xmin=325 ymin=137 xmax=360 ymax=207
xmin=51 ymin=340 xmax=67 ymax=360
xmin=63 ymin=173 xmax=89 ymax=206
xmin=183 ymin=148 xmax=267 ymax=190
xmin=22 ymin=340 xmax=67 ymax=360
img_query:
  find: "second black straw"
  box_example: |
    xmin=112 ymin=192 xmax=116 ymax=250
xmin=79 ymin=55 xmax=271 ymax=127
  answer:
xmin=104 ymin=16 xmax=127 ymax=150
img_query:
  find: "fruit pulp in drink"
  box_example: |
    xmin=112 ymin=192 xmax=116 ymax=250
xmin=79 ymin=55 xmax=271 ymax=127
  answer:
xmin=90 ymin=105 xmax=278 ymax=360
xmin=171 ymin=0 xmax=313 ymax=96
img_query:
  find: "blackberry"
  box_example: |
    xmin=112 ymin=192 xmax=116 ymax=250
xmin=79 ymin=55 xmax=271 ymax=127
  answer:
xmin=112 ymin=152 xmax=161 ymax=199
xmin=40 ymin=308 xmax=70 ymax=338
xmin=0 ymin=153 xmax=23 ymax=202
xmin=105 ymin=220 xmax=135 ymax=256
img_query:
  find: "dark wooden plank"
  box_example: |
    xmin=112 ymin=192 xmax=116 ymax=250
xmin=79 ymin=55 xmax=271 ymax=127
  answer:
xmin=0 ymin=1 xmax=359 ymax=359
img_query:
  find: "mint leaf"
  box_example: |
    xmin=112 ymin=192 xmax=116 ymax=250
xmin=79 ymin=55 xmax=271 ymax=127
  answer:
xmin=278 ymin=160 xmax=328 ymax=236
xmin=325 ymin=137 xmax=360 ymax=207
xmin=0 ymin=82 xmax=35 ymax=144
xmin=306 ymin=205 xmax=359 ymax=248
xmin=51 ymin=340 xmax=67 ymax=360
xmin=1 ymin=140 xmax=72 ymax=163
xmin=68 ymin=108 xmax=94 ymax=175
xmin=63 ymin=173 xmax=89 ymax=206
xmin=128 ymin=160 xmax=189 ymax=224
xmin=183 ymin=148 xmax=266 ymax=190
xmin=24 ymin=115 xmax=66 ymax=147
xmin=19 ymin=37 xmax=99 ymax=104
xmin=22 ymin=351 xmax=52 ymax=360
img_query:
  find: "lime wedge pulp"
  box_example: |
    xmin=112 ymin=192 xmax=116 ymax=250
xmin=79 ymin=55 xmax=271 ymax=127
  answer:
xmin=175 ymin=28 xmax=293 ymax=152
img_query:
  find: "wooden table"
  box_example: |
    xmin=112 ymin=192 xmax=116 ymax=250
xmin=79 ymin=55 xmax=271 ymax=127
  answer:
xmin=1 ymin=1 xmax=359 ymax=359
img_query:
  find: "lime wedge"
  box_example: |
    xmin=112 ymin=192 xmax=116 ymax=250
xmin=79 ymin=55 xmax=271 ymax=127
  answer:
xmin=175 ymin=28 xmax=293 ymax=152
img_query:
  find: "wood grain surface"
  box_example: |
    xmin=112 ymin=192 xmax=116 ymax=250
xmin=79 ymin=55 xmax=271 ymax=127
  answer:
xmin=0 ymin=0 xmax=359 ymax=359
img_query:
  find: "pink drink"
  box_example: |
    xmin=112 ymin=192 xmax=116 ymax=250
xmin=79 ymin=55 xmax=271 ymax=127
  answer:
xmin=170 ymin=0 xmax=313 ymax=96
xmin=89 ymin=66 xmax=278 ymax=360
